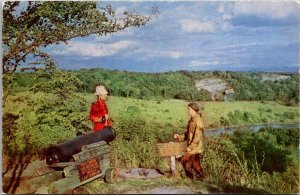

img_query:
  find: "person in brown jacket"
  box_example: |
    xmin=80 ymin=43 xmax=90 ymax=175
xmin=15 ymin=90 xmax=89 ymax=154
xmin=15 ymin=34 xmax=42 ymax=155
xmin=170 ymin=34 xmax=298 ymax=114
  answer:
xmin=174 ymin=102 xmax=205 ymax=180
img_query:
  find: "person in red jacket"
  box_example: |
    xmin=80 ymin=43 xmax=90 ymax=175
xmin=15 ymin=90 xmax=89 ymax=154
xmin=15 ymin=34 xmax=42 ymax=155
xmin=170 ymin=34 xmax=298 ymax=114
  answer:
xmin=89 ymin=85 xmax=112 ymax=132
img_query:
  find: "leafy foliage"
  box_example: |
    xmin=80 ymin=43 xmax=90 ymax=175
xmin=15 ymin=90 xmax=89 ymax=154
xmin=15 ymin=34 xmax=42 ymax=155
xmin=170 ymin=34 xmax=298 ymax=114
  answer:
xmin=73 ymin=69 xmax=211 ymax=101
xmin=111 ymin=106 xmax=161 ymax=168
xmin=203 ymin=135 xmax=250 ymax=186
xmin=226 ymin=110 xmax=260 ymax=125
xmin=2 ymin=66 xmax=90 ymax=157
xmin=3 ymin=1 xmax=158 ymax=73
xmin=2 ymin=113 xmax=20 ymax=156
xmin=11 ymin=69 xmax=299 ymax=103
xmin=203 ymin=128 xmax=299 ymax=193
xmin=231 ymin=128 xmax=299 ymax=173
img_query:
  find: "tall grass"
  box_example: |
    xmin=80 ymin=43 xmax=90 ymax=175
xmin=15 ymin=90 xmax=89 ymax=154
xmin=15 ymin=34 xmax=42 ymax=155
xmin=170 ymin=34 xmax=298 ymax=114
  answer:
xmin=203 ymin=131 xmax=299 ymax=193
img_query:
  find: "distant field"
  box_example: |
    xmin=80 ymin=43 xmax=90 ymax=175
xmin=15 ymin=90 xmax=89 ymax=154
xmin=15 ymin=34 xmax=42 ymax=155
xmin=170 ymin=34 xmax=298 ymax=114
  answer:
xmin=82 ymin=93 xmax=299 ymax=129
xmin=5 ymin=92 xmax=299 ymax=130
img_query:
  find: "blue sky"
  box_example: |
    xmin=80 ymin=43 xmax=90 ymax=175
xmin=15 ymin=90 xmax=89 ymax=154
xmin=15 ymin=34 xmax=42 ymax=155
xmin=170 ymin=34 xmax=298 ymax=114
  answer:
xmin=45 ymin=1 xmax=300 ymax=73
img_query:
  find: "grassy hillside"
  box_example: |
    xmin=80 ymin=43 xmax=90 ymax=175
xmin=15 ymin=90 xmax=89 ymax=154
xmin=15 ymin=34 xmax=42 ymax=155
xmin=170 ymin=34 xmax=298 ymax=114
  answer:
xmin=6 ymin=92 xmax=298 ymax=131
xmin=81 ymin=93 xmax=299 ymax=128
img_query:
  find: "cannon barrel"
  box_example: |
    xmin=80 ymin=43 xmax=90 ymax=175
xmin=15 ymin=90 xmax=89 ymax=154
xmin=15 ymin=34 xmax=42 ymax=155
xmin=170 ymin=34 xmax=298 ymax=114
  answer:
xmin=46 ymin=127 xmax=116 ymax=165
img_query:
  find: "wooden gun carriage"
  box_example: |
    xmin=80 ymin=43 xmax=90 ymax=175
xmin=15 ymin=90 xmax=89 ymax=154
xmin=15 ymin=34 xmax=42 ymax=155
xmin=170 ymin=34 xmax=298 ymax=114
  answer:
xmin=35 ymin=127 xmax=117 ymax=193
xmin=42 ymin=140 xmax=115 ymax=194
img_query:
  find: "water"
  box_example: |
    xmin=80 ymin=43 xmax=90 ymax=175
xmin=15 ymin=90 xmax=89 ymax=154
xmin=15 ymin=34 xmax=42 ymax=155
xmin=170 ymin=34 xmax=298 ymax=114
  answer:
xmin=205 ymin=123 xmax=300 ymax=137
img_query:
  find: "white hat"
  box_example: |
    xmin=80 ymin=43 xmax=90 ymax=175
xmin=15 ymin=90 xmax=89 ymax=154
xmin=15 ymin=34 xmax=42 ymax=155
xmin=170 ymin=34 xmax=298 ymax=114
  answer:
xmin=94 ymin=85 xmax=108 ymax=96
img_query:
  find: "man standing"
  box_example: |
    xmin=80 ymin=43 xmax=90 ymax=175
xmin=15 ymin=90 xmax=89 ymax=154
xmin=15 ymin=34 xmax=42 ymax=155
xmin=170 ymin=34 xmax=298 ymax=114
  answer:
xmin=174 ymin=102 xmax=205 ymax=180
xmin=89 ymin=85 xmax=112 ymax=132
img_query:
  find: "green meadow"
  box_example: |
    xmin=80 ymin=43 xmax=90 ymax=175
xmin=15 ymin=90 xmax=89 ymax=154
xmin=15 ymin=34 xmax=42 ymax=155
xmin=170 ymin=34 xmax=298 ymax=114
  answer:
xmin=4 ymin=92 xmax=299 ymax=128
xmin=6 ymin=92 xmax=298 ymax=131
xmin=82 ymin=94 xmax=299 ymax=129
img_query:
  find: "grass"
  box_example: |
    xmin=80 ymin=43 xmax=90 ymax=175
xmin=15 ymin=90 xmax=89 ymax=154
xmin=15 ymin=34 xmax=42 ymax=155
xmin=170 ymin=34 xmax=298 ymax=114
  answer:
xmin=75 ymin=176 xmax=221 ymax=194
xmin=202 ymin=100 xmax=299 ymax=127
xmin=106 ymin=97 xmax=299 ymax=129
xmin=4 ymin=92 xmax=299 ymax=130
xmin=4 ymin=92 xmax=299 ymax=194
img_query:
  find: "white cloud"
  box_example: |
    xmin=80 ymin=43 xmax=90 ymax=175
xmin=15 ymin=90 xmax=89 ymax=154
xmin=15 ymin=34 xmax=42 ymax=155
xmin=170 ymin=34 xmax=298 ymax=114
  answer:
xmin=188 ymin=60 xmax=221 ymax=67
xmin=133 ymin=47 xmax=185 ymax=59
xmin=213 ymin=42 xmax=264 ymax=51
xmin=233 ymin=2 xmax=299 ymax=19
xmin=180 ymin=19 xmax=214 ymax=33
xmin=148 ymin=50 xmax=185 ymax=59
xmin=164 ymin=51 xmax=184 ymax=59
xmin=51 ymin=40 xmax=136 ymax=57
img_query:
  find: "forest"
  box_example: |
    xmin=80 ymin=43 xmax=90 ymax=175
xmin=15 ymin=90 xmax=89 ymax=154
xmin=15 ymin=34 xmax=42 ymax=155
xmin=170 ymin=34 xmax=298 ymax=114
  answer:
xmin=9 ymin=68 xmax=299 ymax=104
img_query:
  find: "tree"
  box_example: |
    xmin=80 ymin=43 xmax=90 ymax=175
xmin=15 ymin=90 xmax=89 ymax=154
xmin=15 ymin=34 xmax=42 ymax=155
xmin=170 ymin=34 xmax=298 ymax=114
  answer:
xmin=3 ymin=1 xmax=159 ymax=73
xmin=3 ymin=65 xmax=91 ymax=157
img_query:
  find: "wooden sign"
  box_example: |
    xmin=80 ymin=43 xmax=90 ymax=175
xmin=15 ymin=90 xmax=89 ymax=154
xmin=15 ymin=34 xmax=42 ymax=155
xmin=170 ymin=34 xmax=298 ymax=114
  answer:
xmin=76 ymin=158 xmax=101 ymax=182
xmin=156 ymin=142 xmax=187 ymax=157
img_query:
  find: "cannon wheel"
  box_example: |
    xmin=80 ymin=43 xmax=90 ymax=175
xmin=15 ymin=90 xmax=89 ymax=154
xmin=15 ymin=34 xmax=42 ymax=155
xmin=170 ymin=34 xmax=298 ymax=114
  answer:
xmin=104 ymin=168 xmax=116 ymax=183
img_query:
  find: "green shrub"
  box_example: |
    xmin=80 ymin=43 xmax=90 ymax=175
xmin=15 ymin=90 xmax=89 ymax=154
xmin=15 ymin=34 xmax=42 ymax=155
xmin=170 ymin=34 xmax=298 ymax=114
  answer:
xmin=203 ymin=130 xmax=299 ymax=193
xmin=231 ymin=129 xmax=296 ymax=173
xmin=261 ymin=118 xmax=267 ymax=123
xmin=112 ymin=106 xmax=161 ymax=168
xmin=266 ymin=109 xmax=272 ymax=112
xmin=227 ymin=110 xmax=259 ymax=125
xmin=2 ymin=67 xmax=90 ymax=158
xmin=220 ymin=117 xmax=229 ymax=126
xmin=203 ymin=135 xmax=251 ymax=186
xmin=282 ymin=111 xmax=296 ymax=119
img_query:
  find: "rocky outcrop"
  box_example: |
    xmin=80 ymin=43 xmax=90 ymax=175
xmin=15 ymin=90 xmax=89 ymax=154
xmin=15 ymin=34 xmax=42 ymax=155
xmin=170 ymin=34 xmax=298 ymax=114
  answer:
xmin=195 ymin=78 xmax=234 ymax=101
xmin=261 ymin=74 xmax=290 ymax=82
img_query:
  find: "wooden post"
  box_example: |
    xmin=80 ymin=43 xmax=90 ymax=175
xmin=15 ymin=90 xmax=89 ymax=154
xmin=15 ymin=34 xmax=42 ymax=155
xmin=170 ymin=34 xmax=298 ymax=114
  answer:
xmin=156 ymin=141 xmax=187 ymax=176
xmin=170 ymin=155 xmax=176 ymax=174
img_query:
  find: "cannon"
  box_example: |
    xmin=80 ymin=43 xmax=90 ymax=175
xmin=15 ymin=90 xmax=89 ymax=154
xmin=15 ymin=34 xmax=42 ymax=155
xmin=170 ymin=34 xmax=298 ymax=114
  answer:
xmin=46 ymin=127 xmax=116 ymax=165
xmin=3 ymin=127 xmax=117 ymax=194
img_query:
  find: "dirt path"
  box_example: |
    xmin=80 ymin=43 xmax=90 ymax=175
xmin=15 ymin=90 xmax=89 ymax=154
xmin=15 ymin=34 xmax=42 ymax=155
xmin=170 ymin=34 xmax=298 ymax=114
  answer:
xmin=3 ymin=163 xmax=218 ymax=194
xmin=140 ymin=186 xmax=199 ymax=194
xmin=74 ymin=179 xmax=205 ymax=194
xmin=73 ymin=168 xmax=221 ymax=194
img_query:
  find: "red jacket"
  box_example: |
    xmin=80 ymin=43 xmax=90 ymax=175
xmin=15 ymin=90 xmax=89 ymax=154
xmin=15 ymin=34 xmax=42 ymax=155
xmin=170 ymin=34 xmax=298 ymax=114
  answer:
xmin=89 ymin=99 xmax=111 ymax=132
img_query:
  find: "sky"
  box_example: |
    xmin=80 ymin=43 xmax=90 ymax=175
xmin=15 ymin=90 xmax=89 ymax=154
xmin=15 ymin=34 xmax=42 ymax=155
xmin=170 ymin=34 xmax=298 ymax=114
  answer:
xmin=44 ymin=1 xmax=300 ymax=73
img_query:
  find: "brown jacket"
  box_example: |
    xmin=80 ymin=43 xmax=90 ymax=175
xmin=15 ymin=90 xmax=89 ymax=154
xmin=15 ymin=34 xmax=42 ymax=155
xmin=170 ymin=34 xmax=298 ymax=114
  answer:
xmin=178 ymin=114 xmax=205 ymax=154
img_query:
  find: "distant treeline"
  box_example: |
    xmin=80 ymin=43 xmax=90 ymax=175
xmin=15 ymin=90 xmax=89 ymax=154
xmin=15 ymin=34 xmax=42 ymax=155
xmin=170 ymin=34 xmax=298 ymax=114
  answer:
xmin=12 ymin=68 xmax=299 ymax=103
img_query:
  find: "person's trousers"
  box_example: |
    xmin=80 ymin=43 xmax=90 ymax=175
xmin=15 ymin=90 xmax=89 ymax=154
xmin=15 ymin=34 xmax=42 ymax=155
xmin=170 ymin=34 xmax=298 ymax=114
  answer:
xmin=181 ymin=153 xmax=204 ymax=180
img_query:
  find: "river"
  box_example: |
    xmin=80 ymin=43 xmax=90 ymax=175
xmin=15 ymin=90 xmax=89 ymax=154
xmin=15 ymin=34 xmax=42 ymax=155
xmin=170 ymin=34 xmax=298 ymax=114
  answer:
xmin=205 ymin=123 xmax=300 ymax=137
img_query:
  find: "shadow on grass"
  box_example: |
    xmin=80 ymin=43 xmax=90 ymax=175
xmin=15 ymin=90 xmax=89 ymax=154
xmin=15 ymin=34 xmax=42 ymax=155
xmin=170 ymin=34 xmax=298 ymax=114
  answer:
xmin=191 ymin=180 xmax=270 ymax=194
xmin=218 ymin=183 xmax=269 ymax=194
